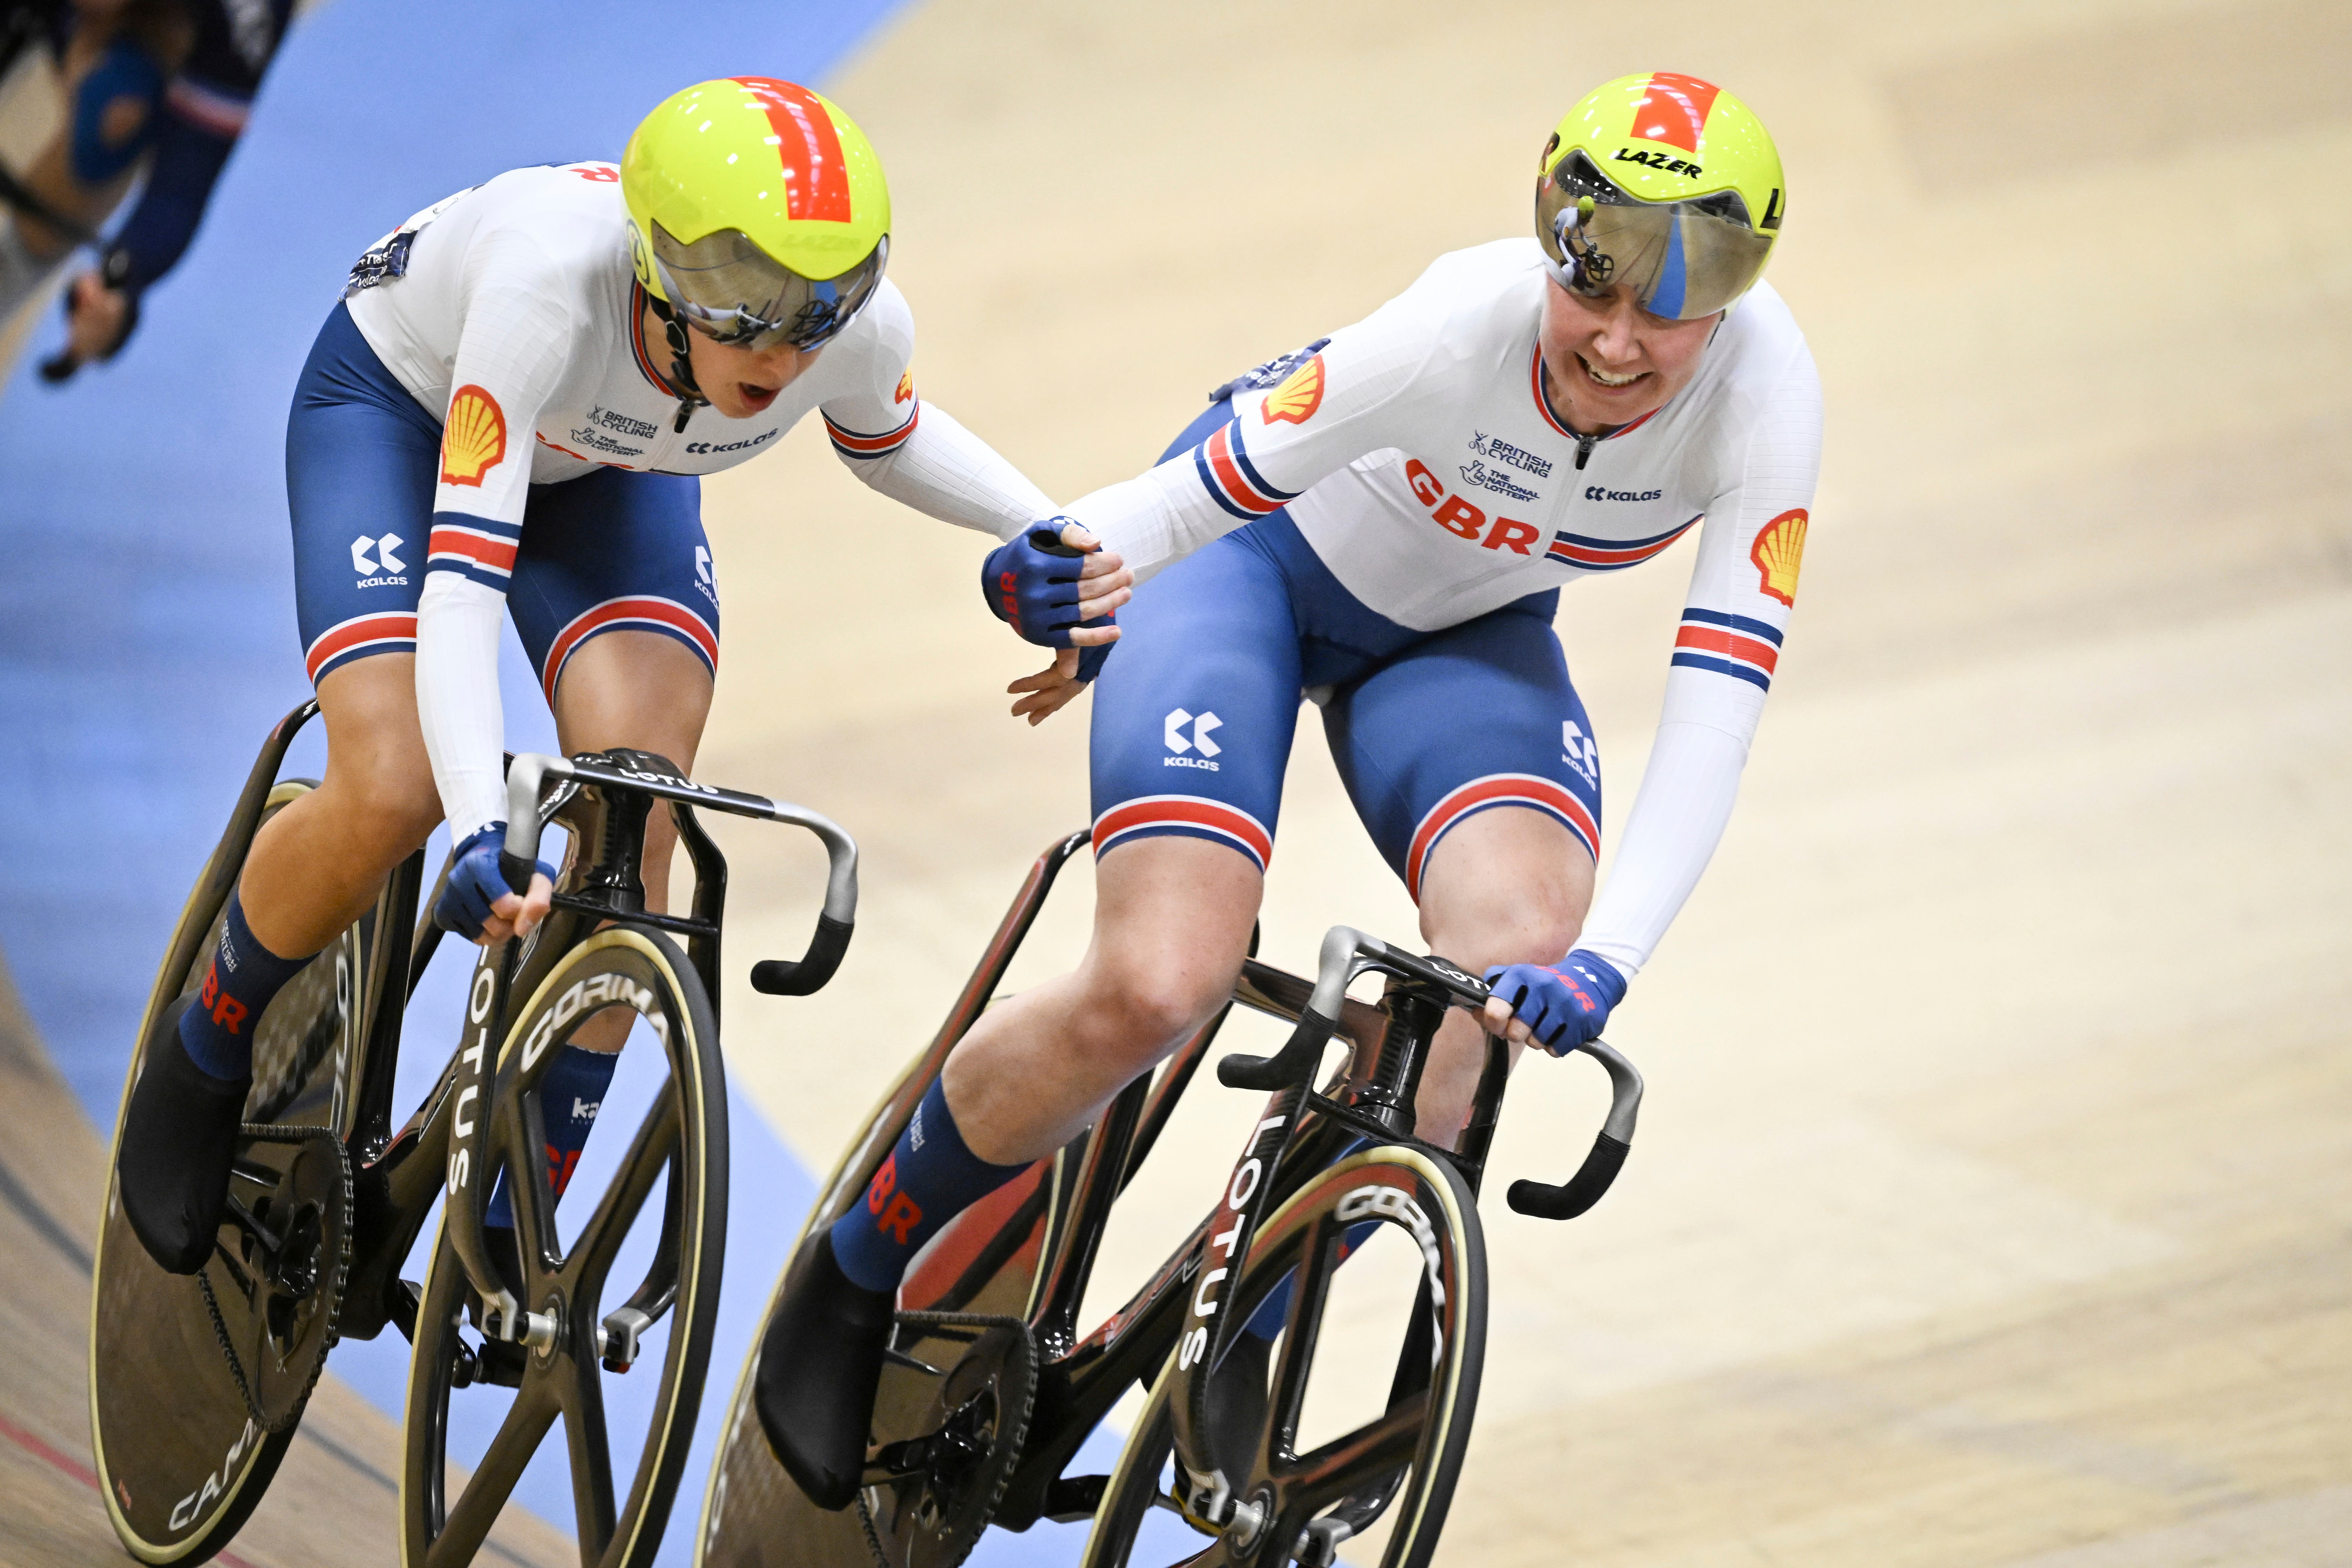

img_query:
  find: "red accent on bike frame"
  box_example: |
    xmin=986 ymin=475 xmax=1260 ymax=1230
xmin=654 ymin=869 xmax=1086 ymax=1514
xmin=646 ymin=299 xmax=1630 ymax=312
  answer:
xmin=731 ymin=78 xmax=853 ymax=222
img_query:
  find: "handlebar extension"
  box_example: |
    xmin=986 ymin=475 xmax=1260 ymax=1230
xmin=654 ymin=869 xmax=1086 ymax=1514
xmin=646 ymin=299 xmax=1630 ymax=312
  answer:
xmin=750 ymin=914 xmax=855 ymax=996
xmin=1219 ymin=924 xmax=1647 ymax=1221
xmin=1506 ymin=1130 xmax=1630 ymax=1220
xmin=499 ymin=753 xmax=860 ymax=995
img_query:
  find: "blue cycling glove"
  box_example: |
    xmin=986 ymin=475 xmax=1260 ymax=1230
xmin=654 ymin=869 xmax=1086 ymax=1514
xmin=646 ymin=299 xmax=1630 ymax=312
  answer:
xmin=1484 ymin=949 xmax=1627 ymax=1055
xmin=434 ymin=823 xmax=555 ymax=940
xmin=982 ymin=521 xmax=1111 ymax=650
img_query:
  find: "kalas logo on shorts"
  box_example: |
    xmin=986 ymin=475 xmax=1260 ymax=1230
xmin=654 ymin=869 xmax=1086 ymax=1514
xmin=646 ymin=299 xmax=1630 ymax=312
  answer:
xmin=1583 ymin=485 xmax=1663 ymax=502
xmin=1163 ymin=708 xmax=1222 ymax=772
xmin=349 ymin=533 xmax=406 ymax=587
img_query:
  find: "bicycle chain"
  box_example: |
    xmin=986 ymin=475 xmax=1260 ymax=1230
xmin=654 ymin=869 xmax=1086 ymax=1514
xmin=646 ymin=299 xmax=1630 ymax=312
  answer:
xmin=193 ymin=1123 xmax=353 ymax=1436
xmin=846 ymin=1310 xmax=1036 ymax=1568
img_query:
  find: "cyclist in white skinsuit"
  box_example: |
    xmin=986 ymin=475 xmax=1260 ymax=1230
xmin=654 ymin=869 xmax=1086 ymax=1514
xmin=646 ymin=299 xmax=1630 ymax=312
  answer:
xmin=756 ymin=71 xmax=1820 ymax=1512
xmin=1069 ymin=242 xmax=1818 ymax=977
xmin=113 ymin=78 xmax=1129 ymax=1278
xmin=342 ymin=157 xmax=1054 ymax=845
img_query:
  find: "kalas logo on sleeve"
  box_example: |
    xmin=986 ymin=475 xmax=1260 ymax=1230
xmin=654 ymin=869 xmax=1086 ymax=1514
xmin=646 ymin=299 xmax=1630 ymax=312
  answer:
xmin=440 ymin=385 xmax=508 ymax=487
xmin=1260 ymin=354 xmax=1325 ymax=426
xmin=894 ymin=370 xmax=914 ymax=404
xmin=1751 ymin=508 xmax=1808 ymax=606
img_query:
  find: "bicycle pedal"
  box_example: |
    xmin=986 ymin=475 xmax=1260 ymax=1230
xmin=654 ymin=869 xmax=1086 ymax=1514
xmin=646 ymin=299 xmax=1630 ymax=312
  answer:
xmin=474 ymin=1337 xmax=527 ymax=1388
xmin=1041 ymin=1473 xmax=1108 ymax=1523
xmin=387 ymin=1278 xmax=422 ymax=1344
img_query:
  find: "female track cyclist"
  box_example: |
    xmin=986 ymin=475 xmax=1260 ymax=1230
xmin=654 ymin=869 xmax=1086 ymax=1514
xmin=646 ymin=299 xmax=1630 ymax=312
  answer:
xmin=755 ymin=71 xmax=1821 ymax=1509
xmin=115 ymin=76 xmax=1127 ymax=1275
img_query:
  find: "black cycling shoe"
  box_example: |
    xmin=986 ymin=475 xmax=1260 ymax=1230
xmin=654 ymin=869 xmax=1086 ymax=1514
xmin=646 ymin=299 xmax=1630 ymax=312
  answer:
xmin=752 ymin=1230 xmax=897 ymax=1511
xmin=117 ymin=997 xmax=252 ymax=1276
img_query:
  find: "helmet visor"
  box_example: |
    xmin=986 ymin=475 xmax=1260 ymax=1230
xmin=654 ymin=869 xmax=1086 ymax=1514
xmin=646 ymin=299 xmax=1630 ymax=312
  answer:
xmin=648 ymin=220 xmax=888 ymax=352
xmin=1536 ymin=150 xmax=1772 ymax=320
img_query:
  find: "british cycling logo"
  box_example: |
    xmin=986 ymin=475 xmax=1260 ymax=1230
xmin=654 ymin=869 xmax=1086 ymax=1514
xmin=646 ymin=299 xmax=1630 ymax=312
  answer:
xmin=1467 ymin=430 xmax=1552 ymax=479
xmin=350 ymin=534 xmax=407 ymax=588
xmin=569 ymin=404 xmax=656 ymax=458
xmin=1583 ymin=485 xmax=1663 ymax=502
xmin=590 ymin=404 xmax=658 ymax=441
xmin=1163 ymin=708 xmax=1222 ymax=771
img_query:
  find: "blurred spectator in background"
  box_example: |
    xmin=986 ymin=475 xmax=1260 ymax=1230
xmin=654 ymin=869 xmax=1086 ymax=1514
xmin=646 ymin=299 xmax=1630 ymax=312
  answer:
xmin=0 ymin=0 xmax=292 ymax=380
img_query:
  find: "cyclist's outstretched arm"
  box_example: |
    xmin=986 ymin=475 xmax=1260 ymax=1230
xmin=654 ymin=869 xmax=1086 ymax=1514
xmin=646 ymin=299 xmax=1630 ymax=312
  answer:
xmin=815 ymin=279 xmax=1061 ymax=538
xmin=1491 ymin=325 xmax=1822 ymax=1050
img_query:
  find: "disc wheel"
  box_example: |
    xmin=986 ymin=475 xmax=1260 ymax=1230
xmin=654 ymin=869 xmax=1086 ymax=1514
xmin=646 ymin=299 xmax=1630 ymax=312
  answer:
xmin=1083 ymin=1147 xmax=1486 ymax=1568
xmin=401 ymin=927 xmax=726 ymax=1568
xmin=89 ymin=782 xmax=380 ymax=1563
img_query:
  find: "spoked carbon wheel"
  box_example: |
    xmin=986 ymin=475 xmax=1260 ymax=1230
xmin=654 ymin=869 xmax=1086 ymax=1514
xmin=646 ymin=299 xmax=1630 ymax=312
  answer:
xmin=402 ymin=927 xmax=726 ymax=1568
xmin=90 ymin=780 xmax=385 ymax=1563
xmin=1084 ymin=1147 xmax=1486 ymax=1568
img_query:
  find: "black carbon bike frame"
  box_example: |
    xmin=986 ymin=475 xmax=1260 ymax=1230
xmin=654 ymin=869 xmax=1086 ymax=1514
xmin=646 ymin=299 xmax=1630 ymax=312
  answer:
xmin=858 ymin=831 xmax=1643 ymax=1537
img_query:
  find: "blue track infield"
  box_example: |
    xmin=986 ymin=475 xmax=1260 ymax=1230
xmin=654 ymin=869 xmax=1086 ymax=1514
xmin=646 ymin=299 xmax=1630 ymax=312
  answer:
xmin=0 ymin=4 xmax=1148 ymax=1564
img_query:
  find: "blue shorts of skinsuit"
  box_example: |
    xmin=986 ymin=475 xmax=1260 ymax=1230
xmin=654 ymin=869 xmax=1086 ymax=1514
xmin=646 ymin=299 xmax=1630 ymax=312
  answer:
xmin=1090 ymin=399 xmax=1602 ymax=901
xmin=287 ymin=302 xmax=719 ymax=701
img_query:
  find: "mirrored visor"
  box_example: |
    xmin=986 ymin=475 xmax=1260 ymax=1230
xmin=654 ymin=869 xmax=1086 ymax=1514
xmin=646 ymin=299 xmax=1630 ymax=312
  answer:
xmin=648 ymin=220 xmax=888 ymax=352
xmin=1536 ymin=150 xmax=1771 ymax=320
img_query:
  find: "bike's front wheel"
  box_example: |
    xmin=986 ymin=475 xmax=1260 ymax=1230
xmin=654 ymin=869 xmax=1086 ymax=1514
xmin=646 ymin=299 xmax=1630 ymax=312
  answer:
xmin=1084 ymin=1147 xmax=1486 ymax=1568
xmin=401 ymin=926 xmax=727 ymax=1568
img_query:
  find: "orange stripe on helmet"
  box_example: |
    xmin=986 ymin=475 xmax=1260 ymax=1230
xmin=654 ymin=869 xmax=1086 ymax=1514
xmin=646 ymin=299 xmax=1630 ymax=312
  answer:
xmin=731 ymin=77 xmax=853 ymax=223
xmin=1633 ymin=72 xmax=1721 ymax=152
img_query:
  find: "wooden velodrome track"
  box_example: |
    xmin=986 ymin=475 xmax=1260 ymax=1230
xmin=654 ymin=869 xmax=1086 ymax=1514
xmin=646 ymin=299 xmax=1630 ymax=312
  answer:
xmin=7 ymin=0 xmax=2350 ymax=1564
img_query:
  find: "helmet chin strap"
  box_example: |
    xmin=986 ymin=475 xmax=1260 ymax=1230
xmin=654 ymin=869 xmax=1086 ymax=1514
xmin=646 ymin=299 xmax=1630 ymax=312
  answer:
xmin=648 ymin=295 xmax=711 ymax=432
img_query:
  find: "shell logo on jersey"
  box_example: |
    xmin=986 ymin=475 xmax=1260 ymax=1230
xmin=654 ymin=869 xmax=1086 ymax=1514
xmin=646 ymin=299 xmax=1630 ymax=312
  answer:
xmin=440 ymin=385 xmax=508 ymax=487
xmin=1260 ymin=354 xmax=1325 ymax=426
xmin=1751 ymin=508 xmax=1807 ymax=605
xmin=894 ymin=370 xmax=914 ymax=404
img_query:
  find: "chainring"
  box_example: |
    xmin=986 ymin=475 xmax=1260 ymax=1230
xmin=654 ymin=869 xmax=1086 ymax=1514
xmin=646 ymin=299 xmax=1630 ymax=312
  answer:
xmin=199 ymin=1124 xmax=354 ymax=1433
xmin=856 ymin=1312 xmax=1038 ymax=1568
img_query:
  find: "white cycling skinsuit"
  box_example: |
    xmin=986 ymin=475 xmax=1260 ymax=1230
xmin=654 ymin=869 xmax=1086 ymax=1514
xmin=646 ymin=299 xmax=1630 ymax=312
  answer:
xmin=340 ymin=160 xmax=1054 ymax=839
xmin=1068 ymin=239 xmax=1824 ymax=976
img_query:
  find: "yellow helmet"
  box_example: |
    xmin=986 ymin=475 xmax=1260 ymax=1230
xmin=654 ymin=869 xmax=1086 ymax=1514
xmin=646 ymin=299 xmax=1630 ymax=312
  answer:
xmin=622 ymin=77 xmax=890 ymax=350
xmin=1535 ymin=72 xmax=1784 ymax=320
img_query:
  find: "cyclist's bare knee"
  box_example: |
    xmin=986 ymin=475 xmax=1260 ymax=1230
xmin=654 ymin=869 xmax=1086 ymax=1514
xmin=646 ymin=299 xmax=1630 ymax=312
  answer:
xmin=313 ymin=658 xmax=441 ymax=860
xmin=1416 ymin=806 xmax=1593 ymax=968
xmin=1078 ymin=835 xmax=1260 ymax=1048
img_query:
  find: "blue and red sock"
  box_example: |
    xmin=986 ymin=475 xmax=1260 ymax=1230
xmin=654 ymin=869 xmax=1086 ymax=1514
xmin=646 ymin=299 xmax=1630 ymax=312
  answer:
xmin=829 ymin=1077 xmax=1027 ymax=1294
xmin=177 ymin=890 xmax=313 ymax=1081
xmin=484 ymin=1044 xmax=620 ymax=1230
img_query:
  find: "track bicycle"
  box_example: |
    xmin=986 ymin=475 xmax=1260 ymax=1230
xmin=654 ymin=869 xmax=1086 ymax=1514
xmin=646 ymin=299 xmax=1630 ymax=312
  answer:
xmin=693 ymin=831 xmax=1642 ymax=1568
xmin=88 ymin=699 xmax=859 ymax=1568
